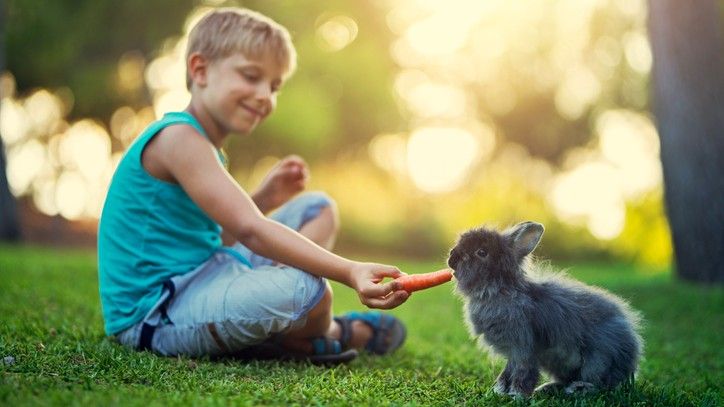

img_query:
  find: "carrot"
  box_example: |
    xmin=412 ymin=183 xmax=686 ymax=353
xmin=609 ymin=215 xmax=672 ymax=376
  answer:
xmin=395 ymin=268 xmax=453 ymax=292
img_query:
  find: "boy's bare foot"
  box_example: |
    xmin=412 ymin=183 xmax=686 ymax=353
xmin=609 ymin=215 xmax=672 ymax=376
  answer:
xmin=331 ymin=312 xmax=406 ymax=355
xmin=328 ymin=320 xmax=373 ymax=349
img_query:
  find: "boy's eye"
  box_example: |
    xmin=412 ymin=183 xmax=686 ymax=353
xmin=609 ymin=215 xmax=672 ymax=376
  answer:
xmin=475 ymin=249 xmax=488 ymax=258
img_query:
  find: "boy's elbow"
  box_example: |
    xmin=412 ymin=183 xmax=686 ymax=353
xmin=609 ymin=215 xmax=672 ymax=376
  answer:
xmin=233 ymin=216 xmax=266 ymax=246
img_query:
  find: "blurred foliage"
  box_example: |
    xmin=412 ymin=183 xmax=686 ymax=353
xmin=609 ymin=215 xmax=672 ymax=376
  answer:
xmin=227 ymin=0 xmax=402 ymax=162
xmin=480 ymin=11 xmax=649 ymax=164
xmin=5 ymin=0 xmax=195 ymax=118
xmin=2 ymin=0 xmax=673 ymax=266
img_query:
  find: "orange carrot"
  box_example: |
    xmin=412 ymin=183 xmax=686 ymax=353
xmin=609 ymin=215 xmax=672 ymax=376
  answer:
xmin=395 ymin=268 xmax=453 ymax=292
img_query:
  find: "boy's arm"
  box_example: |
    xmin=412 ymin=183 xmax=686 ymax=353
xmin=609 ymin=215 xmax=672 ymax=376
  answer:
xmin=157 ymin=126 xmax=408 ymax=309
xmin=222 ymin=156 xmax=307 ymax=245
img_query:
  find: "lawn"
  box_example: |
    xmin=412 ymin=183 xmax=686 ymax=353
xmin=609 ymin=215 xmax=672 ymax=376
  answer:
xmin=1 ymin=244 xmax=722 ymax=406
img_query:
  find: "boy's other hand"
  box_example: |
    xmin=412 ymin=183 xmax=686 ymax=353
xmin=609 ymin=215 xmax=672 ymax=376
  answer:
xmin=252 ymin=155 xmax=309 ymax=213
xmin=351 ymin=262 xmax=410 ymax=309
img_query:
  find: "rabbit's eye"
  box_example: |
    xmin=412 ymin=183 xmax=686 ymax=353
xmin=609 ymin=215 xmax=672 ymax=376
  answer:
xmin=475 ymin=249 xmax=488 ymax=258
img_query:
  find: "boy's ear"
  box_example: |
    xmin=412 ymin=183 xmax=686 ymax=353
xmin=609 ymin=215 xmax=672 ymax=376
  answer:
xmin=188 ymin=52 xmax=210 ymax=88
xmin=508 ymin=221 xmax=544 ymax=258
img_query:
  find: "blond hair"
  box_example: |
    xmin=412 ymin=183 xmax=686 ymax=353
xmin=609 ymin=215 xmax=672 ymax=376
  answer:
xmin=185 ymin=8 xmax=297 ymax=89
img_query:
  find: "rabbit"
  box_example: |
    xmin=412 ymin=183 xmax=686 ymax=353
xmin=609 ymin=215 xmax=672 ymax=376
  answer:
xmin=448 ymin=221 xmax=643 ymax=397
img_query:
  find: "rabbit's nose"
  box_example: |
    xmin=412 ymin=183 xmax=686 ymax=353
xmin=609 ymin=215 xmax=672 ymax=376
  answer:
xmin=447 ymin=250 xmax=460 ymax=269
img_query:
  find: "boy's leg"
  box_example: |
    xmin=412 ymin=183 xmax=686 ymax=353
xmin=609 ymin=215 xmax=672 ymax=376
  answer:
xmin=231 ymin=191 xmax=394 ymax=354
xmin=270 ymin=197 xmax=339 ymax=353
xmin=127 ymin=252 xmax=332 ymax=358
xmin=232 ymin=191 xmax=337 ymax=267
xmin=276 ymin=197 xmax=375 ymax=352
xmin=298 ymin=205 xmax=339 ymax=251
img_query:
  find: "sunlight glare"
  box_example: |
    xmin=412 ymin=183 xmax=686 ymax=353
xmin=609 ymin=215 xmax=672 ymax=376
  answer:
xmin=59 ymin=120 xmax=112 ymax=181
xmin=554 ymin=65 xmax=601 ymax=120
xmin=404 ymin=82 xmax=467 ymax=118
xmin=406 ymin=127 xmax=480 ymax=193
xmin=596 ymin=110 xmax=661 ymax=197
xmin=623 ymin=31 xmax=652 ymax=74
xmin=33 ymin=178 xmax=59 ymax=217
xmin=550 ymin=161 xmax=626 ymax=240
xmin=6 ymin=139 xmax=46 ymax=195
xmin=117 ymin=51 xmax=146 ymax=93
xmin=55 ymin=171 xmax=88 ymax=220
xmin=369 ymin=133 xmax=408 ymax=178
xmin=404 ymin=11 xmax=477 ymax=57
xmin=154 ymin=89 xmax=191 ymax=119
xmin=111 ymin=106 xmax=139 ymax=146
xmin=24 ymin=90 xmax=63 ymax=136
xmin=0 ymin=98 xmax=30 ymax=145
xmin=316 ymin=15 xmax=358 ymax=52
xmin=146 ymin=55 xmax=185 ymax=92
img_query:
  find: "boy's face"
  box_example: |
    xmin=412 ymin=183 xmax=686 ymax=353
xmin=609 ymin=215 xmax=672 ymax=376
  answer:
xmin=197 ymin=52 xmax=285 ymax=135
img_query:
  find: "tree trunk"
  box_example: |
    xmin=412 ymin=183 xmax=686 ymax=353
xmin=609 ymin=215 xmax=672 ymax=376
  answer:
xmin=648 ymin=0 xmax=724 ymax=283
xmin=0 ymin=0 xmax=21 ymax=242
xmin=0 ymin=138 xmax=21 ymax=241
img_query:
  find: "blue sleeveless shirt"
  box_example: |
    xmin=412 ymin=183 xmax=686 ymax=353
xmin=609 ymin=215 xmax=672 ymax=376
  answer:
xmin=98 ymin=111 xmax=226 ymax=335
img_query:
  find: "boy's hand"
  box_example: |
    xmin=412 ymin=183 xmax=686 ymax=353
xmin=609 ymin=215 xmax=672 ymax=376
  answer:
xmin=350 ymin=262 xmax=410 ymax=309
xmin=252 ymin=155 xmax=309 ymax=213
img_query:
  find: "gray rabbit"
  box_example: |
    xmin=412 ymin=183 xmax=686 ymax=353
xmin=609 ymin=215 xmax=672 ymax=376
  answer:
xmin=448 ymin=221 xmax=643 ymax=397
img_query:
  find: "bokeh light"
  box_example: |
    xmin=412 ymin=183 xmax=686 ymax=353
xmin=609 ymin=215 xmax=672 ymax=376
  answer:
xmin=406 ymin=127 xmax=481 ymax=194
xmin=316 ymin=15 xmax=359 ymax=52
xmin=1 ymin=0 xmax=669 ymax=264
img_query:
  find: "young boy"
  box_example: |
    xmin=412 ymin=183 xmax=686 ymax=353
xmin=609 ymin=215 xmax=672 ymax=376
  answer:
xmin=98 ymin=8 xmax=409 ymax=364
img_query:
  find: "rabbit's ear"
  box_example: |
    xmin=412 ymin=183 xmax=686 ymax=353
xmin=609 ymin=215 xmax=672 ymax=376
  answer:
xmin=508 ymin=221 xmax=544 ymax=258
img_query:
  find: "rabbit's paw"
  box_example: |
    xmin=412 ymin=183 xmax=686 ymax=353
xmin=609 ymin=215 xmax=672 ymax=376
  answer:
xmin=564 ymin=381 xmax=596 ymax=394
xmin=534 ymin=381 xmax=565 ymax=394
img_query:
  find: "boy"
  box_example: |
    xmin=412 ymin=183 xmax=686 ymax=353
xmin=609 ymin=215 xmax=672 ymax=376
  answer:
xmin=98 ymin=8 xmax=409 ymax=364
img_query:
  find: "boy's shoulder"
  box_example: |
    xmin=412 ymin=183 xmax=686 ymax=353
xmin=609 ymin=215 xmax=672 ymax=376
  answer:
xmin=142 ymin=122 xmax=215 ymax=183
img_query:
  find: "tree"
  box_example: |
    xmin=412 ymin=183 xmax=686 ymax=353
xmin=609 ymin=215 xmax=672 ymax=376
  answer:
xmin=6 ymin=0 xmax=196 ymax=120
xmin=648 ymin=0 xmax=724 ymax=283
xmin=1 ymin=0 xmax=21 ymax=242
xmin=1 ymin=0 xmax=195 ymax=240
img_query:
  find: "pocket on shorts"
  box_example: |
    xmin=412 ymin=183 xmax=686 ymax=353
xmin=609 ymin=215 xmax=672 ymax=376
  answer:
xmin=222 ymin=265 xmax=327 ymax=335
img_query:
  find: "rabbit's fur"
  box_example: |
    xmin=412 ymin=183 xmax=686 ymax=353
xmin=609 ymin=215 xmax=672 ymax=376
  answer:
xmin=448 ymin=221 xmax=643 ymax=397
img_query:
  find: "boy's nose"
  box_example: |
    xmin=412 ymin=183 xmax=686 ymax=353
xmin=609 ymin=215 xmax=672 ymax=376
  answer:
xmin=255 ymin=82 xmax=274 ymax=99
xmin=254 ymin=87 xmax=274 ymax=111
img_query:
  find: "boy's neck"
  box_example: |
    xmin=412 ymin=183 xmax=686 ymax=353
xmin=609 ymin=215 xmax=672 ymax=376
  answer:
xmin=184 ymin=103 xmax=227 ymax=149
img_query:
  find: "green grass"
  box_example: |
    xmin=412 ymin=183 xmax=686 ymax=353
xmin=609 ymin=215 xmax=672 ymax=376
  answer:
xmin=1 ymin=245 xmax=722 ymax=406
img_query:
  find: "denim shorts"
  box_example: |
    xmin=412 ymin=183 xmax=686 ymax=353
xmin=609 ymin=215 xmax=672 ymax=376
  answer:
xmin=116 ymin=192 xmax=332 ymax=357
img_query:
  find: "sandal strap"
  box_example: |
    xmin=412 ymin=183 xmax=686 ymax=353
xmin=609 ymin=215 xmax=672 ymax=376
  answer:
xmin=311 ymin=337 xmax=342 ymax=355
xmin=333 ymin=316 xmax=353 ymax=349
xmin=336 ymin=311 xmax=406 ymax=355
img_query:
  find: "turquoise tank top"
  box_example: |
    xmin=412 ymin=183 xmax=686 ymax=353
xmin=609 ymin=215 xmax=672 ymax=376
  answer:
xmin=98 ymin=111 xmax=228 ymax=335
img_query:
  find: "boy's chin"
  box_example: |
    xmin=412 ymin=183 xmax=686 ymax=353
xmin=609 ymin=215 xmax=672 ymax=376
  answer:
xmin=231 ymin=122 xmax=257 ymax=136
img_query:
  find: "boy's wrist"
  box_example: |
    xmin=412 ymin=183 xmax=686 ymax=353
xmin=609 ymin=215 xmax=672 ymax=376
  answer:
xmin=340 ymin=260 xmax=362 ymax=290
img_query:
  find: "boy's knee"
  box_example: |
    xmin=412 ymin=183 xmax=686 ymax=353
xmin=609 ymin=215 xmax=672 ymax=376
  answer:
xmin=297 ymin=191 xmax=337 ymax=215
xmin=309 ymin=282 xmax=333 ymax=317
xmin=292 ymin=283 xmax=333 ymax=336
xmin=290 ymin=191 xmax=339 ymax=230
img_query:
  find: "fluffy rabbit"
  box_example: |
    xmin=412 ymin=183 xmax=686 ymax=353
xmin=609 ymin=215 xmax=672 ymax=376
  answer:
xmin=448 ymin=221 xmax=643 ymax=397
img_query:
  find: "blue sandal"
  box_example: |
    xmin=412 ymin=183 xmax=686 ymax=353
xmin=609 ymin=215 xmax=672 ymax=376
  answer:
xmin=334 ymin=311 xmax=407 ymax=355
xmin=234 ymin=337 xmax=358 ymax=366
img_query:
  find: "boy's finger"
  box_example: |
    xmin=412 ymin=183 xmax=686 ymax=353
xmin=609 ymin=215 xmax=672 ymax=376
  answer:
xmin=364 ymin=291 xmax=409 ymax=309
xmin=362 ymin=280 xmax=398 ymax=297
xmin=373 ymin=266 xmax=405 ymax=279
